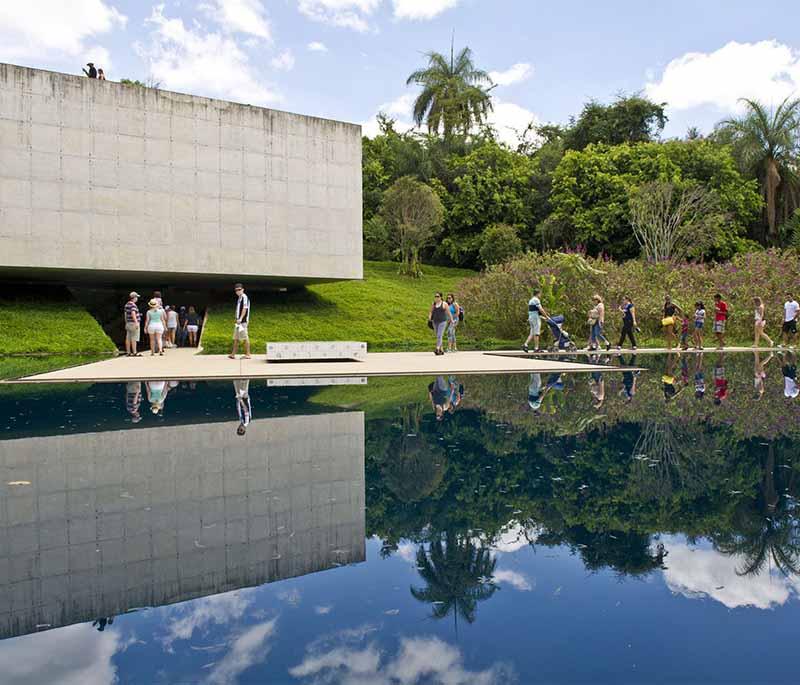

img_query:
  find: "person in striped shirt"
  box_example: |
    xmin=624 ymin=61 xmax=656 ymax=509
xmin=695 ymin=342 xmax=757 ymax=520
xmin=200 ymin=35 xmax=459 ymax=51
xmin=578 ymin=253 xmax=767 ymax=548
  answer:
xmin=123 ymin=292 xmax=142 ymax=357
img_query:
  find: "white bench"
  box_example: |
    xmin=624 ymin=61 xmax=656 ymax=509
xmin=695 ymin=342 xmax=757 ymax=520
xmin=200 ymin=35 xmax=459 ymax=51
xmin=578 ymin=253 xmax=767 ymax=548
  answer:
xmin=267 ymin=376 xmax=367 ymax=387
xmin=266 ymin=341 xmax=367 ymax=362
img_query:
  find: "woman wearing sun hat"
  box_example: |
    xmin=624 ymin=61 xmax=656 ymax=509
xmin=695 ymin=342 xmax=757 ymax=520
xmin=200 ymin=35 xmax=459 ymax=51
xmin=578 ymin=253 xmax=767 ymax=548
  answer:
xmin=145 ymin=298 xmax=166 ymax=355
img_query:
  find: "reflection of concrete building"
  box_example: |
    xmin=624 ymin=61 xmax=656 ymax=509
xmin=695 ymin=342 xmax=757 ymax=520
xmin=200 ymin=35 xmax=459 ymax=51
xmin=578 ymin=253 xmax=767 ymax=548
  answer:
xmin=0 ymin=63 xmax=362 ymax=285
xmin=0 ymin=412 xmax=365 ymax=639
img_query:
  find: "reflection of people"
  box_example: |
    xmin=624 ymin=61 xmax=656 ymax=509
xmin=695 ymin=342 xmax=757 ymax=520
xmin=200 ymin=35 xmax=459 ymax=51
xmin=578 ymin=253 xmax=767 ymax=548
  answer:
xmin=234 ymin=379 xmax=251 ymax=435
xmin=125 ymin=382 xmax=142 ymax=423
xmin=92 ymin=617 xmax=113 ymax=631
xmin=589 ymin=370 xmax=605 ymax=409
xmin=528 ymin=373 xmax=543 ymax=413
xmin=428 ymin=376 xmax=451 ymax=420
xmin=694 ymin=353 xmax=706 ymax=400
xmin=781 ymin=351 xmax=798 ymax=399
xmin=448 ymin=376 xmax=463 ymax=413
xmin=620 ymin=355 xmax=638 ymax=403
xmin=662 ymin=353 xmax=681 ymax=402
xmin=753 ymin=350 xmax=774 ymax=400
xmin=713 ymin=357 xmax=728 ymax=405
xmin=146 ymin=380 xmax=169 ymax=414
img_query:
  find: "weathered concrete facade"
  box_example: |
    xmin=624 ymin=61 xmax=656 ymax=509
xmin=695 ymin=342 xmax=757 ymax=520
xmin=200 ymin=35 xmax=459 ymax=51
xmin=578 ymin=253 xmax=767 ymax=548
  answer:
xmin=0 ymin=63 xmax=362 ymax=285
xmin=0 ymin=411 xmax=365 ymax=639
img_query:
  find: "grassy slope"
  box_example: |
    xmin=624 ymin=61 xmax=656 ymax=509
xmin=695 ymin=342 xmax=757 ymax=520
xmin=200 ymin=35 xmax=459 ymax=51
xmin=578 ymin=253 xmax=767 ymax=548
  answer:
xmin=0 ymin=295 xmax=116 ymax=356
xmin=308 ymin=376 xmax=430 ymax=420
xmin=201 ymin=261 xmax=477 ymax=354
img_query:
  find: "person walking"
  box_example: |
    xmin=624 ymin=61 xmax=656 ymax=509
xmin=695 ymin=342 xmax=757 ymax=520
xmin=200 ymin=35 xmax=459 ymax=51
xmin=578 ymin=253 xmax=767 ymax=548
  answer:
xmin=692 ymin=301 xmax=706 ymax=350
xmin=165 ymin=305 xmax=179 ymax=348
xmin=82 ymin=62 xmax=97 ymax=78
xmin=523 ymin=288 xmax=550 ymax=353
xmin=781 ymin=295 xmax=799 ymax=347
xmin=713 ymin=293 xmax=729 ymax=350
xmin=587 ymin=294 xmax=610 ymax=351
xmin=229 ymin=283 xmax=251 ymax=359
xmin=186 ymin=306 xmax=200 ymax=347
xmin=445 ymin=293 xmax=461 ymax=353
xmin=662 ymin=296 xmax=682 ymax=351
xmin=123 ymin=292 xmax=142 ymax=357
xmin=753 ymin=297 xmax=774 ymax=348
xmin=428 ymin=292 xmax=451 ymax=356
xmin=616 ymin=296 xmax=637 ymax=350
xmin=145 ymin=298 xmax=166 ymax=355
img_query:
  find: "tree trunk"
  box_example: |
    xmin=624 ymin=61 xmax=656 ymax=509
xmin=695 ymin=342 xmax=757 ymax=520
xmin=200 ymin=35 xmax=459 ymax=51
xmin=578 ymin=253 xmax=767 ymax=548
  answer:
xmin=765 ymin=158 xmax=781 ymax=243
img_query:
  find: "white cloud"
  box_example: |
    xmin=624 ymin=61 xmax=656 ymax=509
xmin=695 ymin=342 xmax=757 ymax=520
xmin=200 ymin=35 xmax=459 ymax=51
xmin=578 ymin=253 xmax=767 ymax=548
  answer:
xmin=0 ymin=623 xmax=127 ymax=685
xmin=645 ymin=40 xmax=800 ymax=114
xmin=206 ymin=619 xmax=277 ymax=685
xmin=276 ymin=587 xmax=302 ymax=606
xmin=290 ymin=634 xmax=512 ymax=684
xmin=361 ymin=93 xmax=417 ymax=137
xmin=489 ymin=522 xmax=542 ymax=554
xmin=308 ymin=41 xmax=329 ymax=52
xmin=662 ymin=540 xmax=800 ymax=610
xmin=391 ymin=0 xmax=459 ymax=20
xmin=271 ymin=49 xmax=295 ymax=71
xmin=138 ymin=4 xmax=281 ymax=105
xmin=0 ymin=0 xmax=125 ymax=65
xmin=315 ymin=605 xmax=334 ymax=615
xmin=160 ymin=588 xmax=255 ymax=650
xmin=200 ymin=0 xmax=272 ymax=40
xmin=494 ymin=568 xmax=534 ymax=591
xmin=489 ymin=62 xmax=533 ymax=87
xmin=487 ymin=99 xmax=540 ymax=147
xmin=84 ymin=45 xmax=113 ymax=73
xmin=297 ymin=0 xmax=380 ymax=32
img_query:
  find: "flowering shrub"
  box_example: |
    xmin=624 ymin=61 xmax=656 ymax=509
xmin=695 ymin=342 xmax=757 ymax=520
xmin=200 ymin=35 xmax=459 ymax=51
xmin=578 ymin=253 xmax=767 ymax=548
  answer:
xmin=457 ymin=250 xmax=800 ymax=344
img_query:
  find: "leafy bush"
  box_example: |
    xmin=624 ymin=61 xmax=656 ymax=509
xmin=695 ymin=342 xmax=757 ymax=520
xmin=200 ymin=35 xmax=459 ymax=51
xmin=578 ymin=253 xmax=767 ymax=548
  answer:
xmin=457 ymin=250 xmax=800 ymax=344
xmin=363 ymin=215 xmax=394 ymax=261
xmin=478 ymin=223 xmax=523 ymax=267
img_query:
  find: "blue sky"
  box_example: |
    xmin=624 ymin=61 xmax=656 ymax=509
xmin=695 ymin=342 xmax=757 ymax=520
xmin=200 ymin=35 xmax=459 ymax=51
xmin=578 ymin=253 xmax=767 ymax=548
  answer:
xmin=3 ymin=0 xmax=800 ymax=143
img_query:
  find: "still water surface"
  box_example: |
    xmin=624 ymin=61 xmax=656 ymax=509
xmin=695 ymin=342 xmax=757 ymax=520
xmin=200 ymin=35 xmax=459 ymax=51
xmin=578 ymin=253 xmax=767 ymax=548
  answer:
xmin=0 ymin=352 xmax=798 ymax=684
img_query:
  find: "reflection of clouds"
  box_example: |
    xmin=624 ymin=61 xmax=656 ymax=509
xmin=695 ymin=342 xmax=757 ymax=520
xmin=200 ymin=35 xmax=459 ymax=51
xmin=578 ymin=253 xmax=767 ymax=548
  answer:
xmin=663 ymin=541 xmax=800 ymax=609
xmin=161 ymin=589 xmax=255 ymax=650
xmin=315 ymin=605 xmax=333 ymax=615
xmin=396 ymin=542 xmax=417 ymax=563
xmin=277 ymin=587 xmax=302 ymax=607
xmin=489 ymin=522 xmax=541 ymax=554
xmin=206 ymin=619 xmax=278 ymax=685
xmin=0 ymin=622 xmax=126 ymax=685
xmin=494 ymin=568 xmax=534 ymax=591
xmin=290 ymin=633 xmax=514 ymax=684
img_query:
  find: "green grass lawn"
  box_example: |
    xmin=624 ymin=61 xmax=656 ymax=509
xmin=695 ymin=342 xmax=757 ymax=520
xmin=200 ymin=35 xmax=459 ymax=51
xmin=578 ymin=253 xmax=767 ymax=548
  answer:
xmin=201 ymin=261 xmax=477 ymax=354
xmin=308 ymin=376 xmax=431 ymax=420
xmin=0 ymin=292 xmax=116 ymax=356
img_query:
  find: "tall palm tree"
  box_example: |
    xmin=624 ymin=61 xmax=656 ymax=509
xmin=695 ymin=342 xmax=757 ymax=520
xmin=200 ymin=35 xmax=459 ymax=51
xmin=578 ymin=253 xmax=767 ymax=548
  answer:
xmin=719 ymin=97 xmax=800 ymax=243
xmin=406 ymin=42 xmax=494 ymax=139
xmin=410 ymin=531 xmax=498 ymax=633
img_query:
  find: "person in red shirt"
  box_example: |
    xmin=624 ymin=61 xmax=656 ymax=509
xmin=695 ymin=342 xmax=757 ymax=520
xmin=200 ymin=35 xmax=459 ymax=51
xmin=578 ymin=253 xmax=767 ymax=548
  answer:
xmin=713 ymin=357 xmax=728 ymax=405
xmin=713 ymin=293 xmax=728 ymax=350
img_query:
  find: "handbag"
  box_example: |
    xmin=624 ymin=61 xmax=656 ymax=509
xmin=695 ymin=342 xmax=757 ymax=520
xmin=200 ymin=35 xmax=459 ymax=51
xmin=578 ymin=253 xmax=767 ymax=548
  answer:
xmin=661 ymin=316 xmax=675 ymax=327
xmin=427 ymin=319 xmax=434 ymax=330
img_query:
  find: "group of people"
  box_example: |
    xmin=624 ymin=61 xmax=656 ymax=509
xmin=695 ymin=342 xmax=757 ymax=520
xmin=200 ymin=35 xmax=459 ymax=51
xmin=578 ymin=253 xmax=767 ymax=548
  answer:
xmin=82 ymin=62 xmax=106 ymax=80
xmin=428 ymin=292 xmax=463 ymax=355
xmin=521 ymin=289 xmax=800 ymax=353
xmin=123 ymin=291 xmax=202 ymax=356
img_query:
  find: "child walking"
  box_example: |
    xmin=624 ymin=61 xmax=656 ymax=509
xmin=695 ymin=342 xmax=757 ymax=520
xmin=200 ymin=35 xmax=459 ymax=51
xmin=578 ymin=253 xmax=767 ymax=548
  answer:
xmin=693 ymin=301 xmax=706 ymax=350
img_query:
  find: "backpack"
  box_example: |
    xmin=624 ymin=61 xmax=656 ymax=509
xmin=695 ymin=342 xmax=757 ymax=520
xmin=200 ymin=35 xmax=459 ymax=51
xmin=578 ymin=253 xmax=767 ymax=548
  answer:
xmin=458 ymin=306 xmax=465 ymax=323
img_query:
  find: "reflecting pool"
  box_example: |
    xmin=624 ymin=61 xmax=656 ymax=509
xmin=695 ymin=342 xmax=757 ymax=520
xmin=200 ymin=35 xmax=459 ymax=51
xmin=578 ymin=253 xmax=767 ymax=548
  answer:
xmin=0 ymin=351 xmax=799 ymax=683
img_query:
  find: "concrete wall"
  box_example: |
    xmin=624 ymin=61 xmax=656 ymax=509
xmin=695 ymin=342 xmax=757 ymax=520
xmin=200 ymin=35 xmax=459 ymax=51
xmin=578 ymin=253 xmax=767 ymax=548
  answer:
xmin=0 ymin=63 xmax=363 ymax=285
xmin=0 ymin=411 xmax=365 ymax=639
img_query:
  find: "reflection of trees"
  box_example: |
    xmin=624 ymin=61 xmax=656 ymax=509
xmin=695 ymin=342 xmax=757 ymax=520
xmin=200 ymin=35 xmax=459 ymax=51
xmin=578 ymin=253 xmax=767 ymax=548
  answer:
xmin=714 ymin=442 xmax=800 ymax=577
xmin=382 ymin=404 xmax=447 ymax=503
xmin=629 ymin=421 xmax=706 ymax=501
xmin=411 ymin=531 xmax=498 ymax=631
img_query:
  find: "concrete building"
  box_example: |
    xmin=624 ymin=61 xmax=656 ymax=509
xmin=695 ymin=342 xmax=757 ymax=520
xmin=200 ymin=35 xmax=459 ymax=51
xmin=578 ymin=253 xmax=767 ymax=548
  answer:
xmin=0 ymin=63 xmax=363 ymax=286
xmin=0 ymin=411 xmax=365 ymax=639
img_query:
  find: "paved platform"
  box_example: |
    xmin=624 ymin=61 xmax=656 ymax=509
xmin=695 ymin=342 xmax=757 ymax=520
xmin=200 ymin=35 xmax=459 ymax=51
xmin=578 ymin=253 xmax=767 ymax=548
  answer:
xmin=8 ymin=349 xmax=613 ymax=384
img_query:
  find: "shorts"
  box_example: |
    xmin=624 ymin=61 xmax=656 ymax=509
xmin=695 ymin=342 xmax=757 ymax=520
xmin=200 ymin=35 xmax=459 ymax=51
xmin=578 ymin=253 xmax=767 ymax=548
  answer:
xmin=233 ymin=323 xmax=249 ymax=341
xmin=783 ymin=320 xmax=798 ymax=334
xmin=187 ymin=325 xmax=199 ymax=333
xmin=694 ymin=321 xmax=704 ymax=329
xmin=167 ymin=324 xmax=178 ymax=330
xmin=147 ymin=324 xmax=164 ymax=335
xmin=713 ymin=320 xmax=725 ymax=333
xmin=529 ymin=317 xmax=541 ymax=336
xmin=125 ymin=322 xmax=140 ymax=342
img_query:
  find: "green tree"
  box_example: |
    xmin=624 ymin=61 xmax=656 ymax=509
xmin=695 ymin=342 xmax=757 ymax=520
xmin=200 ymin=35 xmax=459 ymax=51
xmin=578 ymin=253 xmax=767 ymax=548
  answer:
xmin=549 ymin=140 xmax=762 ymax=258
xmin=406 ymin=44 xmax=493 ymax=139
xmin=442 ymin=140 xmax=537 ymax=266
xmin=381 ymin=176 xmax=445 ymax=277
xmin=564 ymin=94 xmax=668 ymax=151
xmin=716 ymin=97 xmax=800 ymax=244
xmin=478 ymin=223 xmax=523 ymax=267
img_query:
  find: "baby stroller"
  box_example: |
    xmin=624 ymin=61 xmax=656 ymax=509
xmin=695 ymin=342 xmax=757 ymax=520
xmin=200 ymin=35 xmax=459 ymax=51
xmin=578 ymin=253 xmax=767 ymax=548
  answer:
xmin=546 ymin=315 xmax=577 ymax=352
